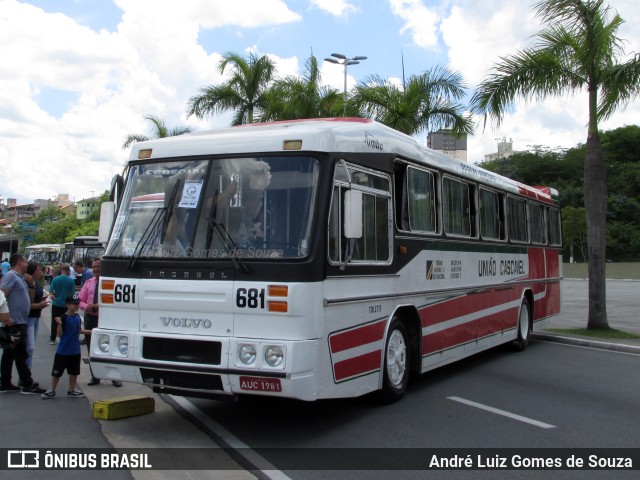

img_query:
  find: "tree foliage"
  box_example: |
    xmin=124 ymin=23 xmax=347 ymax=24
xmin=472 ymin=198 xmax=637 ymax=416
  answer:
xmin=261 ymin=56 xmax=342 ymax=121
xmin=350 ymin=67 xmax=474 ymax=136
xmin=123 ymin=115 xmax=192 ymax=149
xmin=186 ymin=51 xmax=276 ymax=125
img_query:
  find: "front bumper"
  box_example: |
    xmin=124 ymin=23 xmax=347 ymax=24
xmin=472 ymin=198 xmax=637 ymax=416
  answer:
xmin=89 ymin=329 xmax=319 ymax=401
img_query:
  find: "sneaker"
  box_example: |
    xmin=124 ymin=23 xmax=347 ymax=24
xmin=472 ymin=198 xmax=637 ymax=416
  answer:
xmin=0 ymin=384 xmax=20 ymax=393
xmin=67 ymin=390 xmax=85 ymax=398
xmin=21 ymin=384 xmax=46 ymax=395
xmin=41 ymin=390 xmax=56 ymax=399
xmin=49 ymin=341 xmax=56 ymax=345
xmin=112 ymin=381 xmax=122 ymax=387
xmin=87 ymin=378 xmax=100 ymax=386
xmin=18 ymin=381 xmax=38 ymax=388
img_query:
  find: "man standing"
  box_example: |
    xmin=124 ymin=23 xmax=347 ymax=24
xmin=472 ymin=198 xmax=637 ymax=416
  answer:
xmin=73 ymin=260 xmax=93 ymax=287
xmin=48 ymin=264 xmax=75 ymax=344
xmin=0 ymin=254 xmax=46 ymax=394
xmin=78 ymin=258 xmax=121 ymax=387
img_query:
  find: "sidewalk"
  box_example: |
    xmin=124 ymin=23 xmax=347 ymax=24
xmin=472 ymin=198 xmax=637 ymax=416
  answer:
xmin=533 ymin=278 xmax=640 ymax=354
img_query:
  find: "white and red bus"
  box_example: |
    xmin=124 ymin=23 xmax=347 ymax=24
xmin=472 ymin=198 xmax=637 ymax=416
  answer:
xmin=92 ymin=118 xmax=562 ymax=402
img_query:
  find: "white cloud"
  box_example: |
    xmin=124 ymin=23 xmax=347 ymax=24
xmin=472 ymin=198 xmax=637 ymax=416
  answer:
xmin=310 ymin=0 xmax=358 ymax=17
xmin=389 ymin=0 xmax=440 ymax=49
xmin=0 ymin=0 xmax=303 ymax=204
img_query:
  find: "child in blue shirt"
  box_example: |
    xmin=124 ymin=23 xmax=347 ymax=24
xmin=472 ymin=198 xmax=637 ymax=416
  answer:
xmin=41 ymin=294 xmax=90 ymax=399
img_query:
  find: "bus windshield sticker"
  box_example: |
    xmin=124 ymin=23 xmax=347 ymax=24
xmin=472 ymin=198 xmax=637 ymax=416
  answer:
xmin=177 ymin=180 xmax=204 ymax=208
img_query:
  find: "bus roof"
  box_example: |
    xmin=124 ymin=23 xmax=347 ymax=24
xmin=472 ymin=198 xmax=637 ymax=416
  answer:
xmin=127 ymin=118 xmax=558 ymax=203
xmin=24 ymin=244 xmax=62 ymax=251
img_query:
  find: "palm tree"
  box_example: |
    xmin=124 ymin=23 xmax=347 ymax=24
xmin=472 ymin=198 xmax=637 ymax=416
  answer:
xmin=349 ymin=66 xmax=474 ymax=136
xmin=261 ymin=56 xmax=342 ymax=121
xmin=470 ymin=0 xmax=640 ymax=330
xmin=186 ymin=51 xmax=276 ymax=125
xmin=122 ymin=114 xmax=192 ymax=149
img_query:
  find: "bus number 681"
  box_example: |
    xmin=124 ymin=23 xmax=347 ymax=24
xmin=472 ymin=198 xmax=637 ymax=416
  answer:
xmin=236 ymin=288 xmax=265 ymax=309
xmin=114 ymin=284 xmax=137 ymax=303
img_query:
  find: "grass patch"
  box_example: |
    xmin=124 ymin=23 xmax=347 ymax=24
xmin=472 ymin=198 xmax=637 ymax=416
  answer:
xmin=548 ymin=328 xmax=640 ymax=339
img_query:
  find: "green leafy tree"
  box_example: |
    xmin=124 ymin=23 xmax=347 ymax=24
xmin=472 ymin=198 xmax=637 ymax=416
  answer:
xmin=470 ymin=0 xmax=640 ymax=329
xmin=122 ymin=115 xmax=192 ymax=149
xmin=35 ymin=216 xmax=81 ymax=244
xmin=35 ymin=205 xmax=63 ymax=225
xmin=261 ymin=56 xmax=342 ymax=121
xmin=187 ymin=51 xmax=276 ymax=125
xmin=349 ymin=66 xmax=474 ymax=136
xmin=562 ymin=206 xmax=588 ymax=262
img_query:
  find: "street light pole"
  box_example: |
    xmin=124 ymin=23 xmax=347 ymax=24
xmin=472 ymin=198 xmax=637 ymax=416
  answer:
xmin=323 ymin=52 xmax=367 ymax=115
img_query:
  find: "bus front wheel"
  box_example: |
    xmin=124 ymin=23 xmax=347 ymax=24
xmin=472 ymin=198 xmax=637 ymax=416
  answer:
xmin=379 ymin=318 xmax=410 ymax=403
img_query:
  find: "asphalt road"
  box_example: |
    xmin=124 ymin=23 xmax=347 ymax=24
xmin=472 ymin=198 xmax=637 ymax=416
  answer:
xmin=186 ymin=339 xmax=640 ymax=479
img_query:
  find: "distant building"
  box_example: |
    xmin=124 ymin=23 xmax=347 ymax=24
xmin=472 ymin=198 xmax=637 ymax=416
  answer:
xmin=484 ymin=137 xmax=520 ymax=162
xmin=427 ymin=129 xmax=468 ymax=162
xmin=2 ymin=202 xmax=35 ymax=223
xmin=59 ymin=203 xmax=77 ymax=218
xmin=76 ymin=196 xmax=100 ymax=220
xmin=55 ymin=194 xmax=73 ymax=207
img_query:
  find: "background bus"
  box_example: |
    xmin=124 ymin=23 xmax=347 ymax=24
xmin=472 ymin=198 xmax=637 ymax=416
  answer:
xmin=24 ymin=243 xmax=63 ymax=264
xmin=91 ymin=118 xmax=561 ymax=403
xmin=72 ymin=235 xmax=105 ymax=265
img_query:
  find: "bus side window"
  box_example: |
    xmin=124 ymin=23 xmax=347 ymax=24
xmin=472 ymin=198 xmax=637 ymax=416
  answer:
xmin=507 ymin=196 xmax=529 ymax=243
xmin=443 ymin=176 xmax=476 ymax=238
xmin=480 ymin=187 xmax=506 ymax=241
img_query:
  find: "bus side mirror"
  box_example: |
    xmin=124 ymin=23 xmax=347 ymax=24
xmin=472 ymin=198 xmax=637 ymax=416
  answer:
xmin=98 ymin=201 xmax=115 ymax=244
xmin=343 ymin=190 xmax=363 ymax=239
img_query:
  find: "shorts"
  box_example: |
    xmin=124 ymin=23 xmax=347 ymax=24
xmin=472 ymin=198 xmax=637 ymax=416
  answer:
xmin=51 ymin=353 xmax=81 ymax=377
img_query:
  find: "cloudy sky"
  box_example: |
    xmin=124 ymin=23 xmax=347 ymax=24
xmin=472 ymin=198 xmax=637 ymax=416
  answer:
xmin=1 ymin=0 xmax=639 ymax=205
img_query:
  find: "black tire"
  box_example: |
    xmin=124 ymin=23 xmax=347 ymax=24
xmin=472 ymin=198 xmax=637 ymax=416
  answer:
xmin=379 ymin=318 xmax=410 ymax=403
xmin=512 ymin=297 xmax=531 ymax=351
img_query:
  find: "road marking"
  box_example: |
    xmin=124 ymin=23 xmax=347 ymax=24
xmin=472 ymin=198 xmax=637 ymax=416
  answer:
xmin=447 ymin=396 xmax=556 ymax=429
xmin=170 ymin=395 xmax=292 ymax=480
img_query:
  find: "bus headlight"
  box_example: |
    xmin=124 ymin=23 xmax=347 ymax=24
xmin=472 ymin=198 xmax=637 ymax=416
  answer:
xmin=238 ymin=344 xmax=256 ymax=365
xmin=116 ymin=336 xmax=129 ymax=355
xmin=98 ymin=334 xmax=110 ymax=353
xmin=265 ymin=345 xmax=284 ymax=367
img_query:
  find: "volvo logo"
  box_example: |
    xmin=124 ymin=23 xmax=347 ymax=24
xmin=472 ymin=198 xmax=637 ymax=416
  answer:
xmin=160 ymin=317 xmax=212 ymax=328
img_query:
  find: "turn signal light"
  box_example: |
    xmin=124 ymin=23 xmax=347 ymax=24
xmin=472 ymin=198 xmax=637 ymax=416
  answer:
xmin=268 ymin=285 xmax=288 ymax=297
xmin=102 ymin=279 xmax=115 ymax=290
xmin=268 ymin=301 xmax=288 ymax=313
xmin=101 ymin=293 xmax=114 ymax=304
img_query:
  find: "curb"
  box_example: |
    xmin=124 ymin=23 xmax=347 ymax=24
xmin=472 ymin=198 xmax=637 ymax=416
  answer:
xmin=531 ymin=333 xmax=640 ymax=355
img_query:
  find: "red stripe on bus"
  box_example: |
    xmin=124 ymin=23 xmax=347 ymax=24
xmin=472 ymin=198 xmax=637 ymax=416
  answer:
xmin=329 ymin=320 xmax=387 ymax=354
xmin=333 ymin=350 xmax=382 ymax=382
xmin=422 ymin=306 xmax=519 ymax=355
xmin=419 ymin=288 xmax=520 ymax=328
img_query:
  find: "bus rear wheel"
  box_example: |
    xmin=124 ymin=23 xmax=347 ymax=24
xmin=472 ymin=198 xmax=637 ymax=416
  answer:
xmin=379 ymin=318 xmax=409 ymax=403
xmin=512 ymin=297 xmax=531 ymax=351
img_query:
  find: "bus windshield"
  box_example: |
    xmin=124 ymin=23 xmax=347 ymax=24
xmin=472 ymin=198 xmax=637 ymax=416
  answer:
xmin=106 ymin=156 xmax=319 ymax=261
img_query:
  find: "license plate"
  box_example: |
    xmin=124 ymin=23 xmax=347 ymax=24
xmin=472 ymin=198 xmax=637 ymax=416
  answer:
xmin=239 ymin=376 xmax=282 ymax=392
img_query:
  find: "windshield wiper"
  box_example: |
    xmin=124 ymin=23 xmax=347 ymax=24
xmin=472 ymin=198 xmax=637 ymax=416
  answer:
xmin=128 ymin=207 xmax=166 ymax=271
xmin=206 ymin=190 xmax=250 ymax=273
xmin=160 ymin=180 xmax=182 ymax=244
